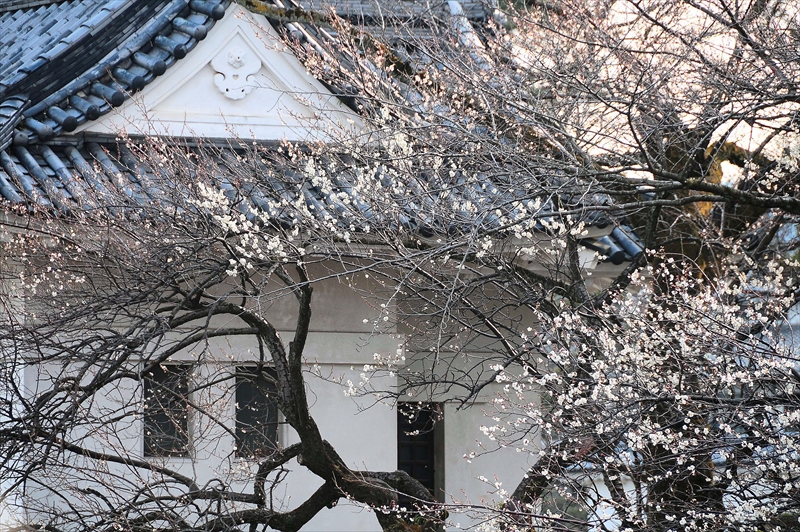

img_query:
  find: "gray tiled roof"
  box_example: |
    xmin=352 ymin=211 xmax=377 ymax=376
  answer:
xmin=0 ymin=0 xmax=643 ymax=264
xmin=0 ymin=0 xmax=481 ymax=147
xmin=0 ymin=1 xmax=124 ymax=88
xmin=0 ymin=0 xmax=228 ymax=145
xmin=0 ymin=141 xmax=643 ymax=262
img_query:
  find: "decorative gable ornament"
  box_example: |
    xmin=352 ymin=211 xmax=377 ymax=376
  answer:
xmin=76 ymin=4 xmax=361 ymax=142
xmin=211 ymin=46 xmax=260 ymax=100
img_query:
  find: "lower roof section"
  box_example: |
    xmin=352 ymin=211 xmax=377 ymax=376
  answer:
xmin=0 ymin=139 xmax=643 ymax=265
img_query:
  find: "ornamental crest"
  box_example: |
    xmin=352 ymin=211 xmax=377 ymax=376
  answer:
xmin=211 ymin=46 xmax=261 ymax=100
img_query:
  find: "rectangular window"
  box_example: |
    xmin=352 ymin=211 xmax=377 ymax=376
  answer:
xmin=236 ymin=367 xmax=279 ymax=458
xmin=144 ymin=364 xmax=190 ymax=457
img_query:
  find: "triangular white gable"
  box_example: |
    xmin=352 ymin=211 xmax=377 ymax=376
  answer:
xmin=77 ymin=4 xmax=361 ymax=142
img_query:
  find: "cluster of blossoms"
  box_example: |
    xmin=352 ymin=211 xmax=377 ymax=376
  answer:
xmin=474 ymin=253 xmax=800 ymax=530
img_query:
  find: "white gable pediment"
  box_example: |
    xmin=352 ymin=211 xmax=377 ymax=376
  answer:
xmin=77 ymin=4 xmax=361 ymax=142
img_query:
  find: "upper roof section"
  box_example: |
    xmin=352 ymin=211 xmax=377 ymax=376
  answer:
xmin=294 ymin=0 xmax=486 ymax=21
xmin=1 ymin=0 xmax=145 ymax=95
xmin=72 ymin=2 xmax=360 ymax=142
xmin=0 ymin=0 xmax=489 ymax=151
xmin=0 ymin=0 xmax=228 ymax=150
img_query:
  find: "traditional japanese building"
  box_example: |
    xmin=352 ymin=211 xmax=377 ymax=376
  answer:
xmin=0 ymin=2 xmax=643 ymax=530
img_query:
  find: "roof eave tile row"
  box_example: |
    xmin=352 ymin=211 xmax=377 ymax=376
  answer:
xmin=0 ymin=141 xmax=644 ymax=263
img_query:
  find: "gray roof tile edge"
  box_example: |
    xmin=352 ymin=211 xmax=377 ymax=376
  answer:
xmin=0 ymin=1 xmax=69 ymax=15
xmin=4 ymin=0 xmax=231 ymax=146
xmin=0 ymin=95 xmax=29 ymax=152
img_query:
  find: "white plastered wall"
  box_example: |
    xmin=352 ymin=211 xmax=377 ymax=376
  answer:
xmin=17 ymin=260 xmax=539 ymax=531
xmin=14 ymin=256 xmax=401 ymax=531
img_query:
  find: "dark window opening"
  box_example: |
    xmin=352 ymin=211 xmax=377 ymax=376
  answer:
xmin=144 ymin=364 xmax=190 ymax=457
xmin=541 ymin=482 xmax=589 ymax=531
xmin=236 ymin=366 xmax=279 ymax=458
xmin=397 ymin=403 xmax=444 ymax=504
